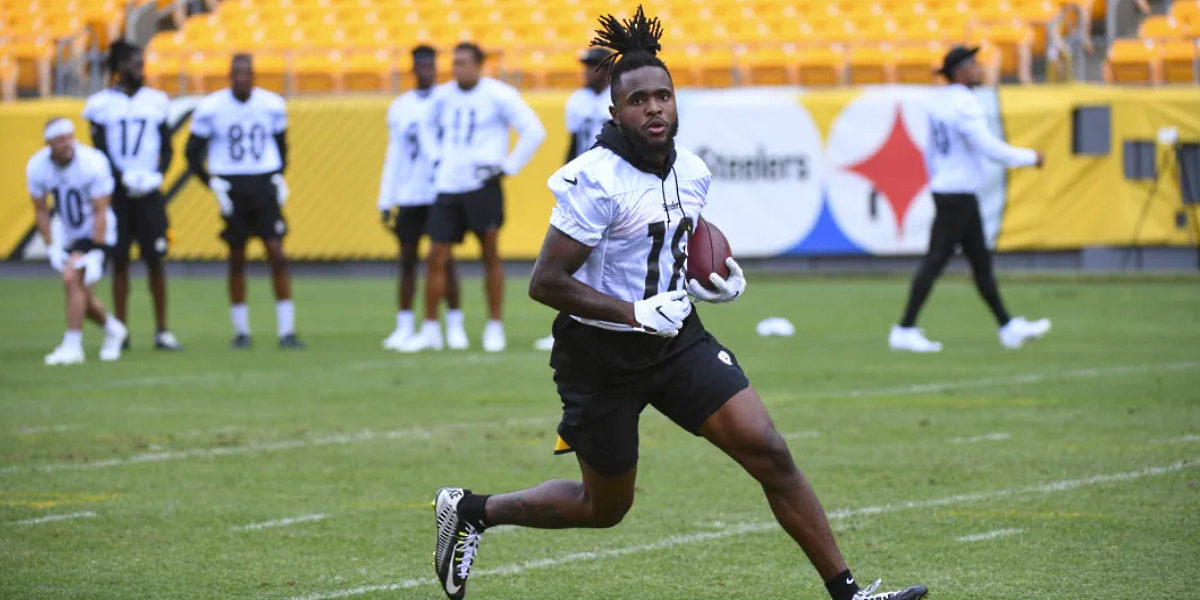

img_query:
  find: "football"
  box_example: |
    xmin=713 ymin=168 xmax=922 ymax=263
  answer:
xmin=687 ymin=219 xmax=733 ymax=291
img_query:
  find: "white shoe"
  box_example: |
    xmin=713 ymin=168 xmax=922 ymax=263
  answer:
xmin=44 ymin=345 xmax=85 ymax=366
xmin=446 ymin=325 xmax=469 ymax=350
xmin=998 ymin=316 xmax=1051 ymax=349
xmin=99 ymin=323 xmax=128 ymax=362
xmin=888 ymin=325 xmax=943 ymax=353
xmin=398 ymin=323 xmax=444 ymax=353
xmin=382 ymin=327 xmax=412 ymax=351
xmin=482 ymin=321 xmax=506 ymax=353
xmin=533 ymin=335 xmax=555 ymax=351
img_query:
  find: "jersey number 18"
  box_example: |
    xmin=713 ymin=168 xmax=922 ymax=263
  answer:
xmin=643 ymin=217 xmax=693 ymax=299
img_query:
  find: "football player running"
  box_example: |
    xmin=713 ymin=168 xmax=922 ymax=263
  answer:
xmin=432 ymin=8 xmax=928 ymax=600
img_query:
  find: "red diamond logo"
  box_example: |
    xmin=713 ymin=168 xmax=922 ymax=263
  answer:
xmin=844 ymin=105 xmax=929 ymax=236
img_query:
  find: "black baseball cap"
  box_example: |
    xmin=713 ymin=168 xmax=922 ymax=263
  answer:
xmin=579 ymin=47 xmax=613 ymax=64
xmin=937 ymin=45 xmax=979 ymax=77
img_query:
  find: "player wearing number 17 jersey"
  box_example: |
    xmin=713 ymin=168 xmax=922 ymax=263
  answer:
xmin=431 ymin=8 xmax=927 ymax=600
xmin=186 ymin=54 xmax=303 ymax=350
xmin=83 ymin=39 xmax=180 ymax=351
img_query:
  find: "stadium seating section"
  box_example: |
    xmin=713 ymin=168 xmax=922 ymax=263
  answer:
xmin=0 ymin=0 xmax=1196 ymax=96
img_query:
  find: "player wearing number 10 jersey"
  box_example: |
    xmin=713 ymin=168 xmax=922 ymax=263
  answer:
xmin=83 ymin=39 xmax=181 ymax=351
xmin=186 ymin=54 xmax=303 ymax=350
xmin=430 ymin=8 xmax=927 ymax=600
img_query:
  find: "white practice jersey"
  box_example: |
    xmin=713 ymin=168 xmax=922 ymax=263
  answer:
xmin=82 ymin=87 xmax=170 ymax=174
xmin=565 ymin=87 xmax=610 ymax=160
xmin=926 ymin=84 xmax=1038 ymax=194
xmin=27 ymin=143 xmax=117 ymax=246
xmin=422 ymin=78 xmax=546 ymax=194
xmin=378 ymin=89 xmax=437 ymax=209
xmin=548 ymin=147 xmax=711 ymax=332
xmin=191 ymin=88 xmax=287 ymax=176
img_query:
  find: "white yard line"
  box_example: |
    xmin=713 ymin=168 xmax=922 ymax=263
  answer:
xmin=956 ymin=528 xmax=1024 ymax=542
xmin=17 ymin=424 xmax=79 ymax=435
xmin=1153 ymin=434 xmax=1200 ymax=444
xmin=785 ymin=361 xmax=1199 ymax=402
xmin=6 ymin=361 xmax=1195 ymax=476
xmin=783 ymin=430 xmax=821 ymax=440
xmin=281 ymin=458 xmax=1198 ymax=600
xmin=10 ymin=511 xmax=96 ymax=526
xmin=0 ymin=416 xmax=556 ymax=475
xmin=233 ymin=513 xmax=328 ymax=532
xmin=951 ymin=432 xmax=1011 ymax=444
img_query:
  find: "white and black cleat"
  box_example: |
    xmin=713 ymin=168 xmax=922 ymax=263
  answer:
xmin=433 ymin=487 xmax=483 ymax=600
xmin=853 ymin=579 xmax=929 ymax=600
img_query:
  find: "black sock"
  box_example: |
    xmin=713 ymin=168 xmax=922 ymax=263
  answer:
xmin=825 ymin=569 xmax=861 ymax=600
xmin=457 ymin=492 xmax=491 ymax=530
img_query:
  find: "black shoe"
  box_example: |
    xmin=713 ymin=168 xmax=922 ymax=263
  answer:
xmin=121 ymin=337 xmax=131 ymax=351
xmin=231 ymin=334 xmax=252 ymax=349
xmin=433 ymin=487 xmax=484 ymax=600
xmin=154 ymin=330 xmax=183 ymax=351
xmin=278 ymin=334 xmax=305 ymax=349
xmin=853 ymin=580 xmax=929 ymax=600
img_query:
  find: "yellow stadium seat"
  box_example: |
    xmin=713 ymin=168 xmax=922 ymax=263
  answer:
xmin=972 ymin=21 xmax=1033 ymax=78
xmin=894 ymin=42 xmax=943 ymax=82
xmin=1160 ymin=38 xmax=1198 ymax=83
xmin=294 ymin=49 xmax=341 ymax=93
xmin=744 ymin=45 xmax=800 ymax=85
xmin=696 ymin=45 xmax=740 ymax=88
xmin=896 ymin=15 xmax=942 ymax=42
xmin=543 ymin=53 xmax=581 ymax=90
xmin=144 ymin=49 xmax=185 ymax=96
xmin=1139 ymin=15 xmax=1183 ymax=40
xmin=1171 ymin=0 xmax=1200 ymax=20
xmin=847 ymin=44 xmax=892 ymax=84
xmin=1106 ymin=38 xmax=1159 ymax=84
xmin=796 ymin=46 xmax=844 ymax=86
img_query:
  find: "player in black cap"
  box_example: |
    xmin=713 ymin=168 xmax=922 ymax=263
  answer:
xmin=888 ymin=45 xmax=1050 ymax=353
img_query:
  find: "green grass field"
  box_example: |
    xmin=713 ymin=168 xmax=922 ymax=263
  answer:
xmin=1 ymin=272 xmax=1198 ymax=600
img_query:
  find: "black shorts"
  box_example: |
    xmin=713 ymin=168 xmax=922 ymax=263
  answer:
xmin=393 ymin=205 xmax=433 ymax=245
xmin=220 ymin=174 xmax=287 ymax=246
xmin=549 ymin=312 xmax=751 ymax=477
xmin=112 ymin=184 xmax=169 ymax=261
xmin=427 ymin=179 xmax=504 ymax=244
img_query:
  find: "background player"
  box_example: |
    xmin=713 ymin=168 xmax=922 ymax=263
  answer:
xmin=889 ymin=46 xmax=1051 ymax=353
xmin=186 ymin=54 xmax=304 ymax=350
xmin=29 ymin=118 xmax=128 ymax=365
xmin=83 ymin=40 xmax=181 ymax=351
xmin=378 ymin=45 xmax=465 ymax=351
xmin=432 ymin=9 xmax=927 ymax=600
xmin=403 ymin=42 xmax=546 ymax=353
xmin=534 ymin=46 xmax=614 ymax=352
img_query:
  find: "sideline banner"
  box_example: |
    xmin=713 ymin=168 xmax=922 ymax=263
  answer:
xmin=2 ymin=86 xmax=1197 ymax=261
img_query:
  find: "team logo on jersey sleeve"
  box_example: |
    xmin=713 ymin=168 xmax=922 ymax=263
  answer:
xmin=717 ymin=350 xmax=732 ymax=366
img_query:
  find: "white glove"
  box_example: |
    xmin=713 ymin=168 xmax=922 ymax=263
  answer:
xmin=47 ymin=245 xmax=67 ymax=272
xmin=122 ymin=170 xmax=162 ymax=197
xmin=209 ymin=177 xmax=233 ymax=216
xmin=271 ymin=173 xmax=289 ymax=207
xmin=632 ymin=289 xmax=692 ymax=338
xmin=81 ymin=249 xmax=105 ymax=286
xmin=687 ymin=257 xmax=746 ymax=304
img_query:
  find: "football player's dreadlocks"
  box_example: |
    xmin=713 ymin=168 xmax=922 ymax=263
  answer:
xmin=590 ymin=4 xmax=670 ymax=96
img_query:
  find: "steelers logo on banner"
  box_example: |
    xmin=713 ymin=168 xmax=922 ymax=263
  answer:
xmin=825 ymin=88 xmax=935 ymax=255
xmin=676 ymin=90 xmax=826 ymax=257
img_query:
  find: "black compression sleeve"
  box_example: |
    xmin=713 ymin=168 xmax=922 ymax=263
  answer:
xmin=157 ymin=122 xmax=173 ymax=175
xmin=185 ymin=134 xmax=211 ymax=184
xmin=565 ymin=133 xmax=580 ymax=164
xmin=274 ymin=130 xmax=288 ymax=174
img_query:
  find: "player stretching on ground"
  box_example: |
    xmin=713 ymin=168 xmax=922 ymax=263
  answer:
xmin=29 ymin=118 xmax=128 ymax=365
xmin=186 ymin=54 xmax=304 ymax=349
xmin=432 ymin=9 xmax=928 ymax=600
xmin=534 ymin=46 xmax=614 ymax=352
xmin=84 ymin=40 xmax=181 ymax=350
xmin=888 ymin=46 xmax=1050 ymax=353
xmin=403 ymin=42 xmax=546 ymax=353
xmin=379 ymin=46 xmax=465 ymax=351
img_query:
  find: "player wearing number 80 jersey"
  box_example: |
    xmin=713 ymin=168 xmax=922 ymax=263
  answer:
xmin=186 ymin=54 xmax=303 ymax=350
